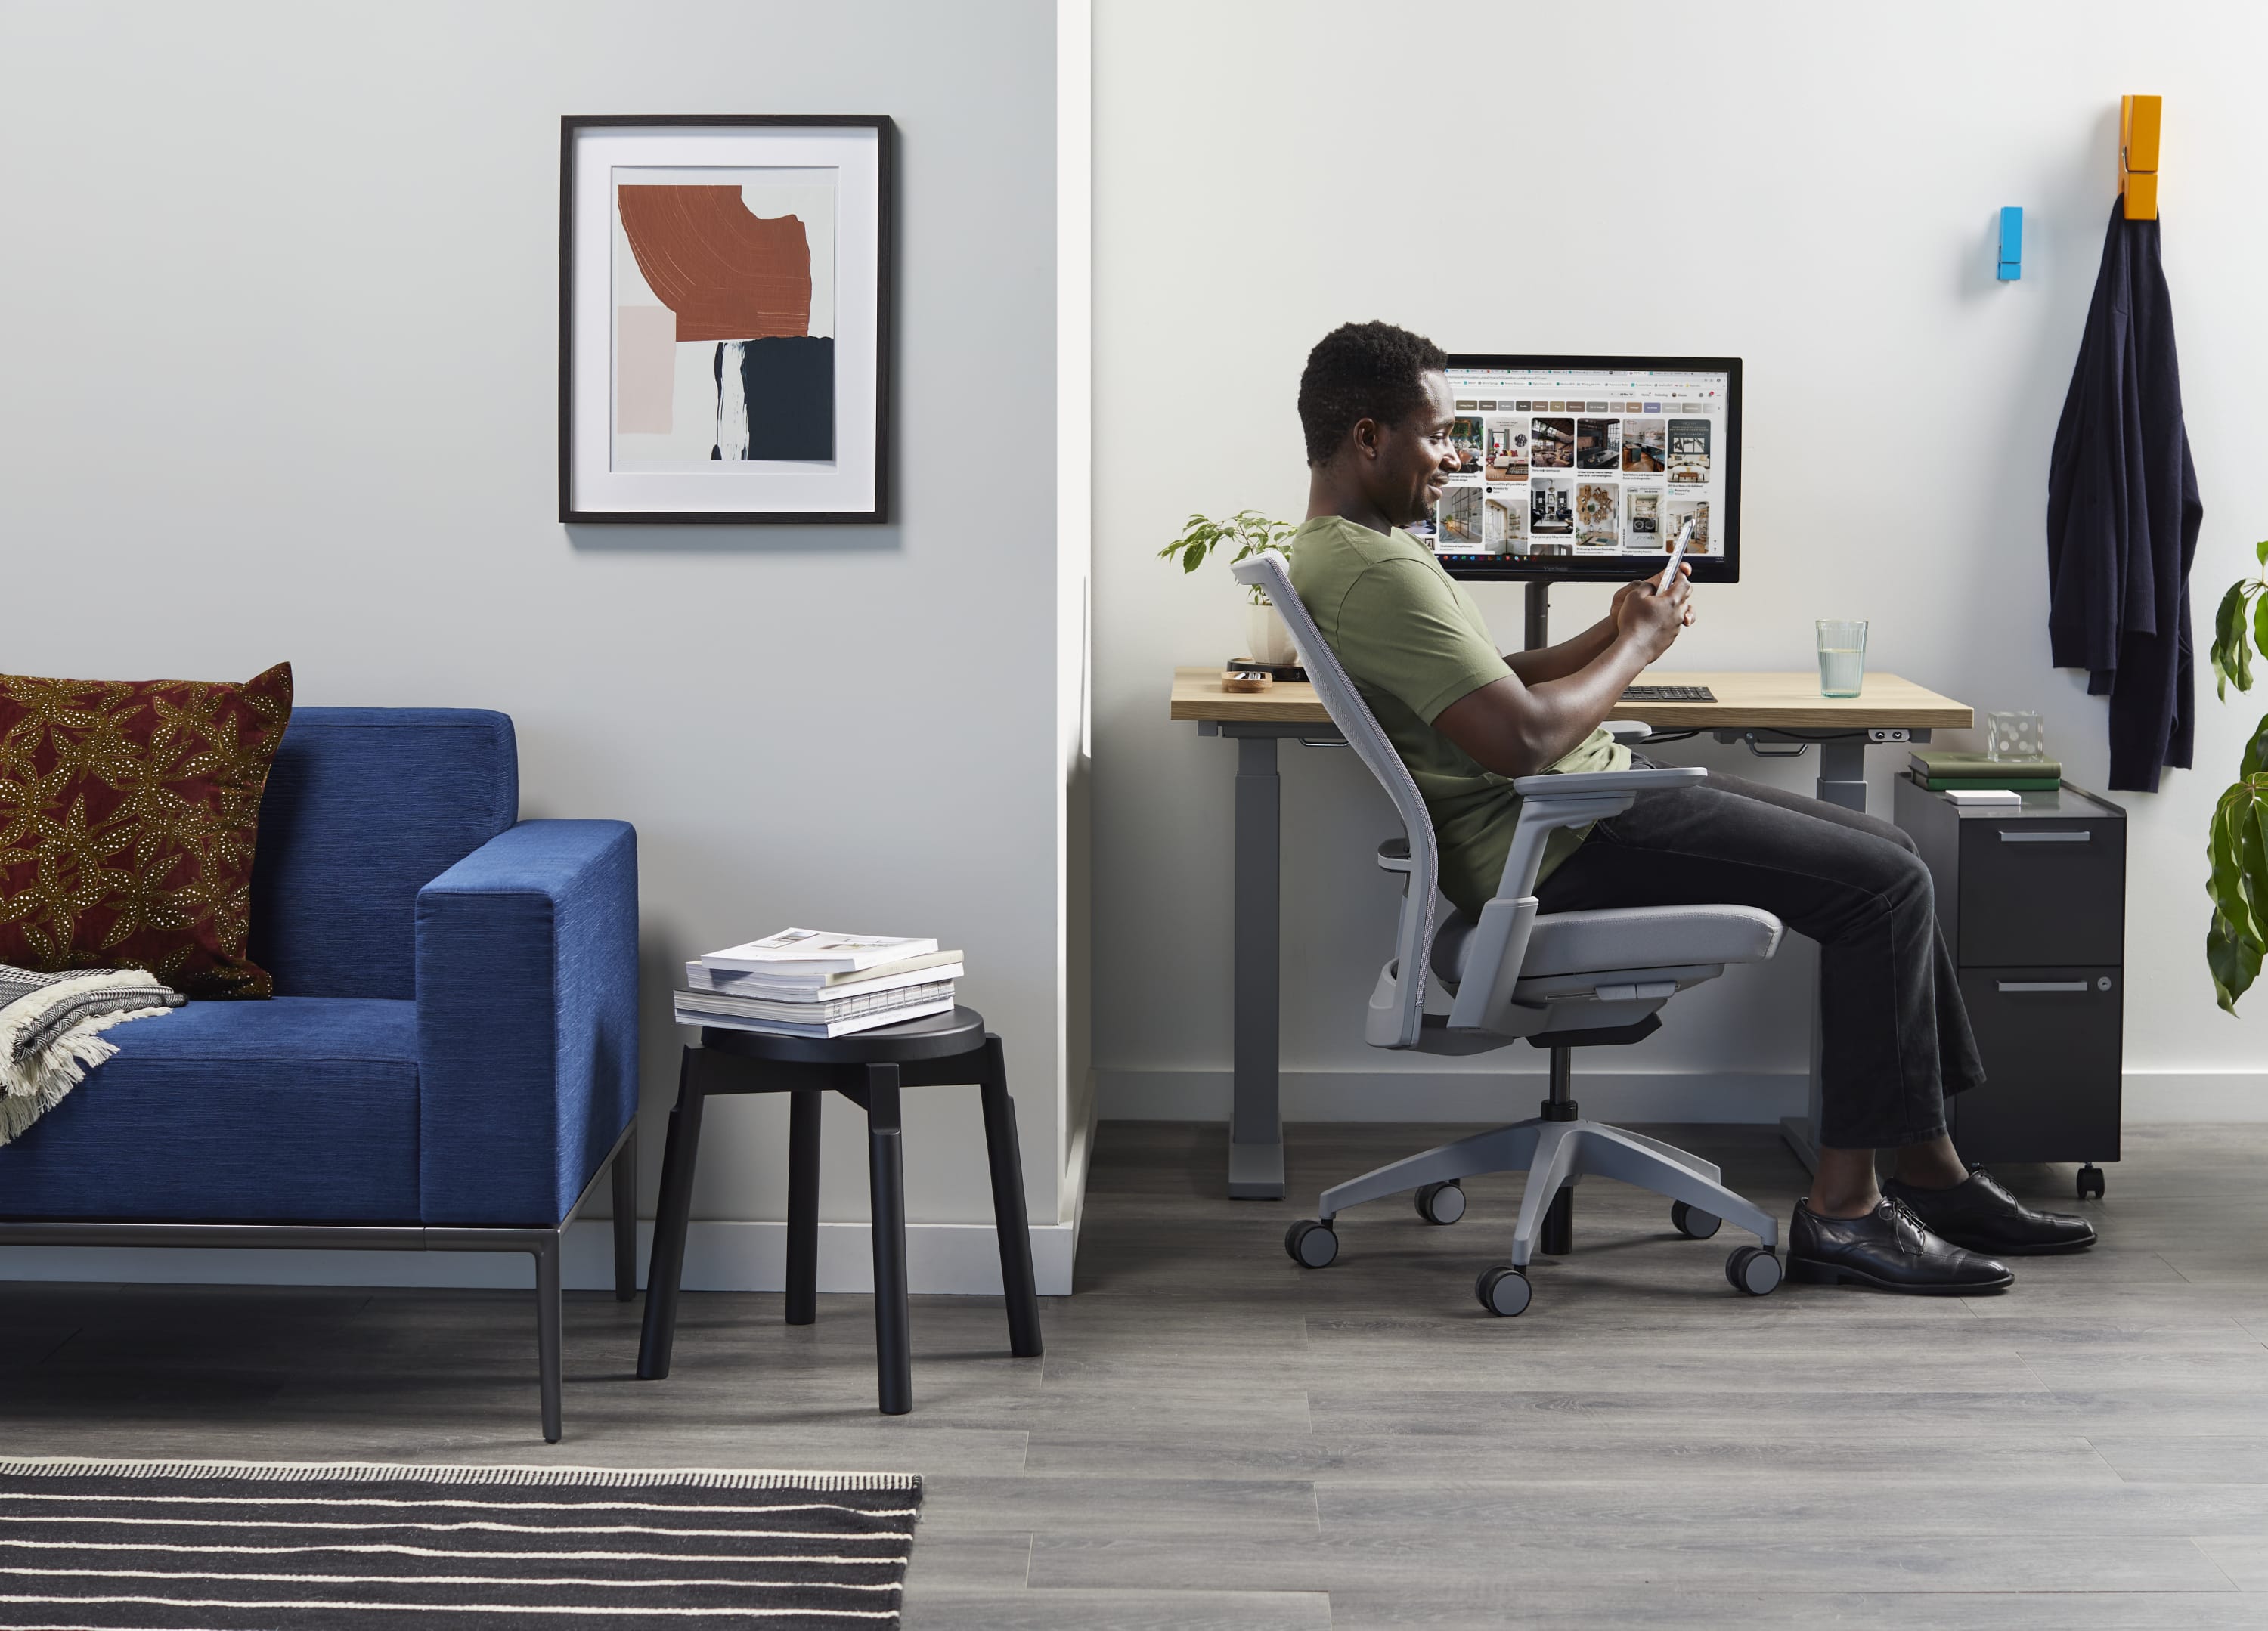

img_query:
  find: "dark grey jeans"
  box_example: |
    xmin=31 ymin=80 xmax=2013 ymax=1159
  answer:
xmin=1533 ymin=769 xmax=1984 ymax=1150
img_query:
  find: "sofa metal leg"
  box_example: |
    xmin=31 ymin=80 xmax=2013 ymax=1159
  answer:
xmin=637 ymin=1051 xmax=705 ymax=1381
xmin=865 ymin=1064 xmax=912 ymax=1416
xmin=611 ymin=1121 xmax=639 ymax=1303
xmin=534 ymin=1234 xmax=564 ymax=1444
xmin=978 ymin=1037 xmax=1043 ymax=1358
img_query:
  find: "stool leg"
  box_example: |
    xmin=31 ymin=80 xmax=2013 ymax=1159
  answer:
xmin=611 ymin=1120 xmax=640 ymax=1303
xmin=979 ymin=1036 xmax=1043 ymax=1357
xmin=786 ymin=1089 xmax=822 ymax=1326
xmin=637 ymin=1051 xmax=705 ymax=1381
xmin=865 ymin=1063 xmax=912 ymax=1415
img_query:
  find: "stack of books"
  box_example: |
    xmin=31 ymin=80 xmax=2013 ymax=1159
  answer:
xmin=674 ymin=929 xmax=962 ymax=1038
xmin=1910 ymin=750 xmax=2062 ymax=797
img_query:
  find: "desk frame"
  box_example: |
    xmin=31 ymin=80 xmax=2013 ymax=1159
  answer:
xmin=1194 ymin=705 xmax=1952 ymax=1201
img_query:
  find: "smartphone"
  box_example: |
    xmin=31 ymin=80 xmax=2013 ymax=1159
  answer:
xmin=1658 ymin=518 xmax=1695 ymax=594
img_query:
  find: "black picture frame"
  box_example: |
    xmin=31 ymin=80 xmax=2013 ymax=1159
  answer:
xmin=1436 ymin=354 xmax=1741 ymax=583
xmin=559 ymin=114 xmax=895 ymax=525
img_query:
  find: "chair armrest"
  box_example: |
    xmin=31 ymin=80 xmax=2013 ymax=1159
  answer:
xmin=1602 ymin=720 xmax=1653 ymax=744
xmin=1512 ymin=765 xmax=1703 ymax=797
xmin=1447 ymin=765 xmax=1709 ymax=1032
xmin=415 ymin=819 xmax=639 ymax=1227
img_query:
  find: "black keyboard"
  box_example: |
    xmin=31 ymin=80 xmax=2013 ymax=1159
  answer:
xmin=1621 ymin=685 xmax=1716 ymax=703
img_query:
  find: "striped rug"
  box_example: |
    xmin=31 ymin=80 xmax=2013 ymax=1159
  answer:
xmin=0 ymin=1459 xmax=922 ymax=1629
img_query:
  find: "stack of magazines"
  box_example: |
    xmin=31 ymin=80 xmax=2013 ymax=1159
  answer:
xmin=674 ymin=929 xmax=962 ymax=1038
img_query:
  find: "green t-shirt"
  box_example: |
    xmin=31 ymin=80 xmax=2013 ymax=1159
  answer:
xmin=1287 ymin=515 xmax=1626 ymax=916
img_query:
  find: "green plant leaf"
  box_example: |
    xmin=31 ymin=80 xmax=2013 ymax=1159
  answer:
xmin=2243 ymin=713 xmax=2268 ymax=780
xmin=2256 ymin=537 xmax=2268 ymax=567
xmin=2209 ymin=909 xmax=2262 ymax=1014
xmin=2207 ymin=774 xmax=2268 ymax=1014
xmin=2208 ymin=782 xmax=2259 ymax=952
xmin=2213 ymin=582 xmax=2252 ymax=700
xmin=2252 ymin=590 xmax=2268 ymax=688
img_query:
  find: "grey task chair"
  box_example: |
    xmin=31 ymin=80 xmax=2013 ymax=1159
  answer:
xmin=1234 ymin=551 xmax=1787 ymax=1316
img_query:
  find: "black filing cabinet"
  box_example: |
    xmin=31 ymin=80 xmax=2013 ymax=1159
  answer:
xmin=1894 ymin=776 xmax=2126 ymax=1196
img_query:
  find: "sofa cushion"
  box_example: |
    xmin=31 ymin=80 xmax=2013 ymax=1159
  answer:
xmin=0 ymin=662 xmax=294 ymax=998
xmin=0 ymin=997 xmax=420 ymax=1223
xmin=248 ymin=710 xmax=517 ymax=999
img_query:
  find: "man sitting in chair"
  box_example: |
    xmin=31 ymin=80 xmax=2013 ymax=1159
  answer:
xmin=1286 ymin=320 xmax=2094 ymax=1293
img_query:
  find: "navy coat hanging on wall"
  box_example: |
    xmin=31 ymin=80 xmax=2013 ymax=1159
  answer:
xmin=2046 ymin=199 xmax=2203 ymax=793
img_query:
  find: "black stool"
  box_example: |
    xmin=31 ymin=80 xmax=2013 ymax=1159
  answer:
xmin=636 ymin=1006 xmax=1043 ymax=1413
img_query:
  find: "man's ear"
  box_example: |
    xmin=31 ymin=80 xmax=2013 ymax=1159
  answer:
xmin=1348 ymin=415 xmax=1381 ymax=462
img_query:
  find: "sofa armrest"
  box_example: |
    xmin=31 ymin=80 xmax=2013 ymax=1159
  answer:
xmin=415 ymin=819 xmax=639 ymax=1227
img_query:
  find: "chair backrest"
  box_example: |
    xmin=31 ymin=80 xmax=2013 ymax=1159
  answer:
xmin=1234 ymin=551 xmax=1435 ymax=1050
xmin=247 ymin=708 xmax=519 ymax=999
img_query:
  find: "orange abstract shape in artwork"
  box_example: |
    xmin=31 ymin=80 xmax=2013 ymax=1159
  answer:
xmin=617 ymin=185 xmax=813 ymax=343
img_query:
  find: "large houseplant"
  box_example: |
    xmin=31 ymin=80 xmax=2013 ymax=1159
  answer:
xmin=2201 ymin=540 xmax=2268 ymax=1010
xmin=1158 ymin=511 xmax=1301 ymax=664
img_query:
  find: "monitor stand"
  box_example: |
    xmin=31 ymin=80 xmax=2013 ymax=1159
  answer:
xmin=1524 ymin=581 xmax=1550 ymax=652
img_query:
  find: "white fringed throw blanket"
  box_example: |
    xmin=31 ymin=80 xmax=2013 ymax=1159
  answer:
xmin=0 ymin=965 xmax=183 ymax=1145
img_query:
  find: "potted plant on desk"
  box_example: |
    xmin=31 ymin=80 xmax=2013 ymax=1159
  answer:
xmin=1158 ymin=510 xmax=1300 ymax=665
xmin=2202 ymin=540 xmax=2268 ymax=1009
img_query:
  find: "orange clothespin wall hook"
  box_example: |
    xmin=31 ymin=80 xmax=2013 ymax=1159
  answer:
xmin=2121 ymin=95 xmax=2161 ymax=220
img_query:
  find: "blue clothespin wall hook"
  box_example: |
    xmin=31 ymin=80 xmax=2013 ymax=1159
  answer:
xmin=1997 ymin=206 xmax=2023 ymax=280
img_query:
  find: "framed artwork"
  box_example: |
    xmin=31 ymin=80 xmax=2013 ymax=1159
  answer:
xmin=559 ymin=115 xmax=894 ymax=524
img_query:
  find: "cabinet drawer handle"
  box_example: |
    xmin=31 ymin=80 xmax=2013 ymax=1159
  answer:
xmin=1995 ymin=980 xmax=2091 ymax=993
xmin=1998 ymin=830 xmax=2090 ymax=843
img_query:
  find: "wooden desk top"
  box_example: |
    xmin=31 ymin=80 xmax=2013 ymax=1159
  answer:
xmin=1170 ymin=666 xmax=1972 ymax=730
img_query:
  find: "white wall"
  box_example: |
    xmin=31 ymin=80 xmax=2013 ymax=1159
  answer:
xmin=0 ymin=0 xmax=1080 ymax=1288
xmin=1092 ymin=0 xmax=2268 ymax=1125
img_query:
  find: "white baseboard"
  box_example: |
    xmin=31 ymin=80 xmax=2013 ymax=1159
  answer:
xmin=1098 ymin=1068 xmax=2268 ymax=1127
xmin=0 ymin=1218 xmax=1076 ymax=1298
xmin=1098 ymin=1067 xmax=1805 ymax=1124
xmin=2118 ymin=1072 xmax=2268 ymax=1122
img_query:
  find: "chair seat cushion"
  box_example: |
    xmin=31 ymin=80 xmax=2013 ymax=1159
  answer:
xmin=0 ymin=997 xmax=419 ymax=1223
xmin=1432 ymin=905 xmax=1783 ymax=986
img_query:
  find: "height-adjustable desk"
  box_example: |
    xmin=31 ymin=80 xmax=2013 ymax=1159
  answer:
xmin=1170 ymin=666 xmax=1975 ymax=1199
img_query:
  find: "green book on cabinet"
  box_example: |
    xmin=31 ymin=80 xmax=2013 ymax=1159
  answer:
xmin=1919 ymin=775 xmax=2062 ymax=792
xmin=1909 ymin=750 xmax=2062 ymax=781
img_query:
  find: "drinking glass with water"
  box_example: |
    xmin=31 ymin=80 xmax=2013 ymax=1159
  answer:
xmin=1817 ymin=620 xmax=1867 ymax=698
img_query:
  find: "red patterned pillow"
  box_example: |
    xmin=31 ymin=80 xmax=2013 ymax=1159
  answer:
xmin=0 ymin=663 xmax=293 ymax=998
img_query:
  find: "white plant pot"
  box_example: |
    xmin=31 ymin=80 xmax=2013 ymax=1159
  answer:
xmin=1245 ymin=601 xmax=1300 ymax=666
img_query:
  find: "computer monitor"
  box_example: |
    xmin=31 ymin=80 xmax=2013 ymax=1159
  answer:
xmin=1420 ymin=354 xmax=1741 ymax=583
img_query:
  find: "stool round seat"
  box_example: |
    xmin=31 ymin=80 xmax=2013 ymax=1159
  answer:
xmin=699 ymin=1006 xmax=989 ymax=1065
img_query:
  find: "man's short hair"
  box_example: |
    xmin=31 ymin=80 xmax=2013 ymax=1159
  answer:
xmin=1297 ymin=321 xmax=1448 ymax=466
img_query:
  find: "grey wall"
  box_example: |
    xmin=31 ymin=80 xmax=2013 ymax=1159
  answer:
xmin=1092 ymin=0 xmax=2268 ymax=1125
xmin=0 ymin=1 xmax=1068 ymax=1234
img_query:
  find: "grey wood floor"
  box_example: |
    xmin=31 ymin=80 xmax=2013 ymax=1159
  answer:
xmin=5 ymin=1120 xmax=2268 ymax=1627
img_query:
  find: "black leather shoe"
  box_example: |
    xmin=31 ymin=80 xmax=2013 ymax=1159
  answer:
xmin=1883 ymin=1166 xmax=2097 ymax=1256
xmin=1786 ymin=1198 xmax=2014 ymax=1294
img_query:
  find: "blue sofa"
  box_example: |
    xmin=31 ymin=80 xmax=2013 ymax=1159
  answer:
xmin=0 ymin=708 xmax=640 ymax=1441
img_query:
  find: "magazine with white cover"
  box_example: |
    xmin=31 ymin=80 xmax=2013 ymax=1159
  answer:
xmin=701 ymin=928 xmax=940 ymax=975
xmin=683 ymin=951 xmax=962 ymax=996
xmin=673 ymin=994 xmax=956 ymax=1039
xmin=675 ymin=980 xmax=956 ymax=1025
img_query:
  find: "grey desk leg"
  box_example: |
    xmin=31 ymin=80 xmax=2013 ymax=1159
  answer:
xmin=1780 ymin=975 xmax=1827 ymax=1174
xmin=1229 ymin=733 xmax=1286 ymax=1200
xmin=1816 ymin=736 xmax=1867 ymax=812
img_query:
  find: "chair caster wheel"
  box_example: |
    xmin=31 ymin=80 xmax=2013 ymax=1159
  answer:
xmin=1671 ymin=1200 xmax=1721 ymax=1240
xmin=1414 ymin=1181 xmax=1467 ymax=1225
xmin=1284 ymin=1220 xmax=1339 ymax=1269
xmin=1475 ymin=1264 xmax=1532 ymax=1317
xmin=2077 ymin=1165 xmax=2105 ymax=1200
xmin=1726 ymin=1246 xmax=1783 ymax=1296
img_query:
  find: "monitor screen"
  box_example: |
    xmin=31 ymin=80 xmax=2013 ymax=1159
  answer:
xmin=1421 ymin=354 xmax=1741 ymax=583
